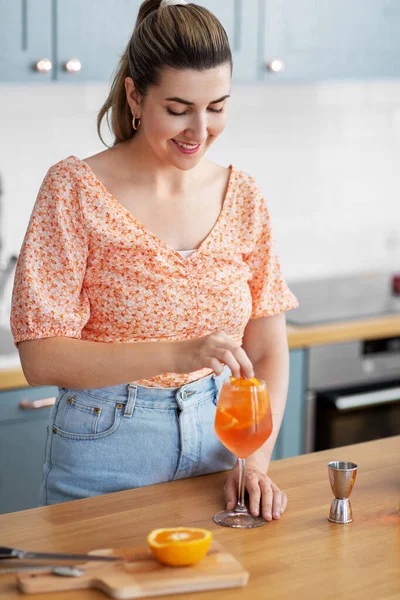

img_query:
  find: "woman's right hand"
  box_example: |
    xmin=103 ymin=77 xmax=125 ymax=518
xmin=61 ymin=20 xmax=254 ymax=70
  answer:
xmin=173 ymin=331 xmax=254 ymax=379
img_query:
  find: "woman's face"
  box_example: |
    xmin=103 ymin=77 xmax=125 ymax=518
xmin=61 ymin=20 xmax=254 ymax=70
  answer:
xmin=126 ymin=64 xmax=231 ymax=170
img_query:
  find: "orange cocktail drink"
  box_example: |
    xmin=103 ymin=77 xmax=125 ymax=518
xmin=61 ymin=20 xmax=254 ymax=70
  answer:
xmin=215 ymin=378 xmax=272 ymax=458
xmin=214 ymin=377 xmax=273 ymax=529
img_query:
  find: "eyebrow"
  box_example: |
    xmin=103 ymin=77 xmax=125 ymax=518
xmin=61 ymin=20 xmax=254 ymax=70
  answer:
xmin=165 ymin=94 xmax=230 ymax=105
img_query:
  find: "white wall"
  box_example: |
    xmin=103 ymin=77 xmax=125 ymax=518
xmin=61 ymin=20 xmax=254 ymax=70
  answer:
xmin=1 ymin=80 xmax=400 ymax=286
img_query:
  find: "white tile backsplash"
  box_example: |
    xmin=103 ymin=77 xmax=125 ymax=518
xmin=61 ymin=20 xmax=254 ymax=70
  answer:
xmin=0 ymin=79 xmax=400 ymax=284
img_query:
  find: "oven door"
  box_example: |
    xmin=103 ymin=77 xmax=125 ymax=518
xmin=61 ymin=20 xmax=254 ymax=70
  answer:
xmin=315 ymin=383 xmax=400 ymax=451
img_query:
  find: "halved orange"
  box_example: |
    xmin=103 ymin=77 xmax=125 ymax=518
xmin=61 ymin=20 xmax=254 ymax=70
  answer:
xmin=147 ymin=527 xmax=213 ymax=566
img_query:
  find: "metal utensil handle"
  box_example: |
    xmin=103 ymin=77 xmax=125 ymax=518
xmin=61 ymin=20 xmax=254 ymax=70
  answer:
xmin=0 ymin=565 xmax=68 ymax=574
xmin=0 ymin=547 xmax=21 ymax=559
xmin=333 ymin=386 xmax=400 ymax=410
xmin=0 ymin=546 xmax=118 ymax=562
xmin=18 ymin=397 xmax=56 ymax=410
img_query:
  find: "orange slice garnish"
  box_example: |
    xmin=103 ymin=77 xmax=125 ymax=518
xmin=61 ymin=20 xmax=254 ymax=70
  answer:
xmin=147 ymin=527 xmax=213 ymax=566
xmin=230 ymin=376 xmax=262 ymax=387
xmin=215 ymin=408 xmax=239 ymax=430
xmin=220 ymin=378 xmax=269 ymax=430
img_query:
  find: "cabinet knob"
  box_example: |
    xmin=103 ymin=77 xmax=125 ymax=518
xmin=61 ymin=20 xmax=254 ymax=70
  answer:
xmin=64 ymin=58 xmax=82 ymax=73
xmin=266 ymin=59 xmax=284 ymax=74
xmin=34 ymin=58 xmax=52 ymax=74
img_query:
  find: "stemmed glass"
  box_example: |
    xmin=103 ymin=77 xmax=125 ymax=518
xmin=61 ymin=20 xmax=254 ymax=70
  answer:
xmin=214 ymin=378 xmax=273 ymax=528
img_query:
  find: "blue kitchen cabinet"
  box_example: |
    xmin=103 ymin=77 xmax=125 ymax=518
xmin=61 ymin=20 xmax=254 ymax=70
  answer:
xmin=55 ymin=0 xmax=142 ymax=82
xmin=275 ymin=349 xmax=307 ymax=459
xmin=262 ymin=0 xmax=400 ymax=82
xmin=0 ymin=1 xmax=262 ymax=83
xmin=0 ymin=385 xmax=58 ymax=514
xmin=196 ymin=0 xmax=261 ymax=83
xmin=0 ymin=0 xmax=52 ymax=82
xmin=57 ymin=0 xmax=260 ymax=82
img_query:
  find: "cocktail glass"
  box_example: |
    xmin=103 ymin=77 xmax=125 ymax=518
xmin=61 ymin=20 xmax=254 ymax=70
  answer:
xmin=214 ymin=378 xmax=273 ymax=528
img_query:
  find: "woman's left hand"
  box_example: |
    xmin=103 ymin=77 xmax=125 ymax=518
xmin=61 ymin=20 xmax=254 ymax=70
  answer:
xmin=224 ymin=463 xmax=287 ymax=521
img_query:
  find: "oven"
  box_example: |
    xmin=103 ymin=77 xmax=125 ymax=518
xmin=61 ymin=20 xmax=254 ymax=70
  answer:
xmin=305 ymin=336 xmax=400 ymax=452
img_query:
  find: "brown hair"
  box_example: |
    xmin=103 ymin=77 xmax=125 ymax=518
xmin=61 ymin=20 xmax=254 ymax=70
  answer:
xmin=97 ymin=0 xmax=232 ymax=146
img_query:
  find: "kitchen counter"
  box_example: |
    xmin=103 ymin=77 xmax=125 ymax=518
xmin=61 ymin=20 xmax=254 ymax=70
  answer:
xmin=0 ymin=435 xmax=398 ymax=599
xmin=2 ymin=313 xmax=400 ymax=390
xmin=287 ymin=313 xmax=400 ymax=349
xmin=0 ymin=366 xmax=28 ymax=390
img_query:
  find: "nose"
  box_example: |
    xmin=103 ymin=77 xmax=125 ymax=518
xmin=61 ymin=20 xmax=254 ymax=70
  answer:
xmin=185 ymin=112 xmax=208 ymax=144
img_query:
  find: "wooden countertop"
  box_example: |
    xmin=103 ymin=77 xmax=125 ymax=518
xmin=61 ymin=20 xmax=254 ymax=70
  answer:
xmin=0 ymin=367 xmax=28 ymax=391
xmin=286 ymin=313 xmax=400 ymax=349
xmin=1 ymin=314 xmax=400 ymax=390
xmin=0 ymin=436 xmax=398 ymax=599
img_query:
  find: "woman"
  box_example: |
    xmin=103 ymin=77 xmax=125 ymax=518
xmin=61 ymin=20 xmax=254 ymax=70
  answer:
xmin=11 ymin=0 xmax=298 ymax=521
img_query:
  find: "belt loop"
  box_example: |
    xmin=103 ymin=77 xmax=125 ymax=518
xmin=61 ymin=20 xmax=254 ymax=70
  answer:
xmin=213 ymin=373 xmax=223 ymax=394
xmin=214 ymin=367 xmax=229 ymax=394
xmin=175 ymin=386 xmax=188 ymax=411
xmin=124 ymin=386 xmax=137 ymax=418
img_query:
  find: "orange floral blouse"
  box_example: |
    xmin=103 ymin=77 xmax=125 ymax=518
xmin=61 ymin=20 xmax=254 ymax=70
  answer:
xmin=10 ymin=156 xmax=298 ymax=387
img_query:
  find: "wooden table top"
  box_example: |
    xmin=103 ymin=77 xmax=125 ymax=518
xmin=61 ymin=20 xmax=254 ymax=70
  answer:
xmin=0 ymin=436 xmax=398 ymax=600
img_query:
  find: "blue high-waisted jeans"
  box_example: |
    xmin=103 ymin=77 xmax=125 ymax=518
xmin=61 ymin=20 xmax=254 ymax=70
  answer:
xmin=39 ymin=367 xmax=235 ymax=505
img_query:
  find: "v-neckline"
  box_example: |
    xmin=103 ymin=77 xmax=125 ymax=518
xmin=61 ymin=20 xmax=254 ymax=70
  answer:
xmin=70 ymin=155 xmax=237 ymax=264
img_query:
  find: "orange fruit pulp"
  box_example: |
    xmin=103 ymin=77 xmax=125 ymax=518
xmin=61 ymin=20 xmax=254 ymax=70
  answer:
xmin=147 ymin=527 xmax=213 ymax=567
xmin=215 ymin=377 xmax=272 ymax=458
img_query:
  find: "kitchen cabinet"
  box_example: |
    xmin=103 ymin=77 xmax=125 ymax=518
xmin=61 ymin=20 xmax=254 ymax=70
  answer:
xmin=0 ymin=385 xmax=57 ymax=514
xmin=0 ymin=0 xmax=260 ymax=83
xmin=0 ymin=0 xmax=52 ymax=82
xmin=262 ymin=0 xmax=400 ymax=82
xmin=277 ymin=349 xmax=307 ymax=459
xmin=55 ymin=0 xmax=142 ymax=82
xmin=0 ymin=0 xmax=141 ymax=83
xmin=196 ymin=0 xmax=260 ymax=83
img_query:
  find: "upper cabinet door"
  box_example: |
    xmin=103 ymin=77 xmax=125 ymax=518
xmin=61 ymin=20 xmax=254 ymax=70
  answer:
xmin=0 ymin=0 xmax=52 ymax=82
xmin=55 ymin=0 xmax=142 ymax=82
xmin=263 ymin=0 xmax=400 ymax=82
xmin=195 ymin=0 xmax=261 ymax=83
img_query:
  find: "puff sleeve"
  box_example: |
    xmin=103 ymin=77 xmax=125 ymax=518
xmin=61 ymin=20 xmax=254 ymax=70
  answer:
xmin=10 ymin=163 xmax=90 ymax=344
xmin=243 ymin=178 xmax=298 ymax=319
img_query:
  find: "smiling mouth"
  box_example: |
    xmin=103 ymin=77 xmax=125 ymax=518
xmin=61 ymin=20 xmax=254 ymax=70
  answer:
xmin=172 ymin=139 xmax=201 ymax=149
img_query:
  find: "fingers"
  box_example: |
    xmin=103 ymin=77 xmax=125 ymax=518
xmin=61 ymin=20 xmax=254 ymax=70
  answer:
xmin=247 ymin=475 xmax=262 ymax=516
xmin=280 ymin=491 xmax=288 ymax=514
xmin=258 ymin=478 xmax=287 ymax=521
xmin=234 ymin=346 xmax=254 ymax=379
xmin=224 ymin=468 xmax=287 ymax=522
xmin=213 ymin=333 xmax=254 ymax=379
xmin=208 ymin=357 xmax=226 ymax=377
xmin=215 ymin=349 xmax=241 ymax=379
xmin=270 ymin=483 xmax=283 ymax=520
xmin=260 ymin=480 xmax=274 ymax=520
xmin=224 ymin=476 xmax=237 ymax=511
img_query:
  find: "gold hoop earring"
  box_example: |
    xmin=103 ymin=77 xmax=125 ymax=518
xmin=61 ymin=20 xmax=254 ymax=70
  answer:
xmin=132 ymin=113 xmax=141 ymax=131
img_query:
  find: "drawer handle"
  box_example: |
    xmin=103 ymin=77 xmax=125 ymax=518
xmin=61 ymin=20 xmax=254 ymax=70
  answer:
xmin=63 ymin=58 xmax=82 ymax=73
xmin=34 ymin=58 xmax=52 ymax=73
xmin=266 ymin=59 xmax=284 ymax=73
xmin=19 ymin=397 xmax=56 ymax=410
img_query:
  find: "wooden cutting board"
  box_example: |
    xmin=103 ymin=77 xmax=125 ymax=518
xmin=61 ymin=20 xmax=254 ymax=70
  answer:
xmin=17 ymin=542 xmax=249 ymax=598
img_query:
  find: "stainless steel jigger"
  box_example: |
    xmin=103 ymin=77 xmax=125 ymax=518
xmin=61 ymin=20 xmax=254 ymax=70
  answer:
xmin=327 ymin=461 xmax=358 ymax=524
